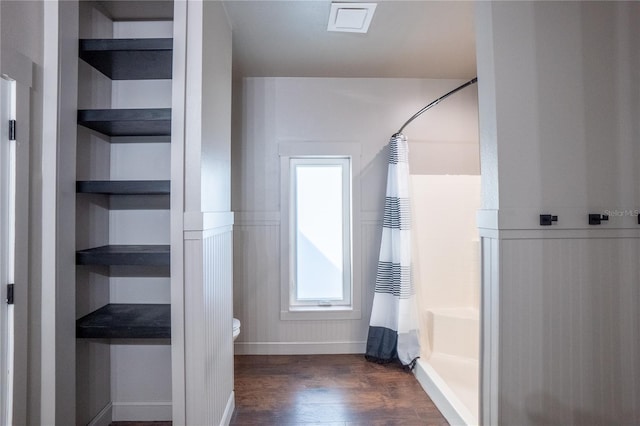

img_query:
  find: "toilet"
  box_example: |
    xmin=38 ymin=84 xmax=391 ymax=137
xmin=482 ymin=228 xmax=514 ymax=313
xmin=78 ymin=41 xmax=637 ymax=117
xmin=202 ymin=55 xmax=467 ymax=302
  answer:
xmin=232 ymin=318 xmax=241 ymax=341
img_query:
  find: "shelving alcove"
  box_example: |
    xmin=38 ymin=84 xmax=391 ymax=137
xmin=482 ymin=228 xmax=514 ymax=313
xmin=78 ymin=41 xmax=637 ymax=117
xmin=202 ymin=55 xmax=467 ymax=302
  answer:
xmin=75 ymin=36 xmax=172 ymax=340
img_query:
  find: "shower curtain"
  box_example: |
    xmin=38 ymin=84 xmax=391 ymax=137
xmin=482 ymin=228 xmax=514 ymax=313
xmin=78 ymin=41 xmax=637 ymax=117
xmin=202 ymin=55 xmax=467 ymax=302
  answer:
xmin=365 ymin=133 xmax=420 ymax=369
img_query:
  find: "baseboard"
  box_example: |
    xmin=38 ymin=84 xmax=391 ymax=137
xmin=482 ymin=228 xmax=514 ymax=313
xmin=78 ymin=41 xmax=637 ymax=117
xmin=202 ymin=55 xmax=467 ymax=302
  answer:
xmin=111 ymin=401 xmax=172 ymax=421
xmin=234 ymin=341 xmax=366 ymax=355
xmin=87 ymin=402 xmax=113 ymax=426
xmin=414 ymin=359 xmax=475 ymax=426
xmin=220 ymin=391 xmax=235 ymax=425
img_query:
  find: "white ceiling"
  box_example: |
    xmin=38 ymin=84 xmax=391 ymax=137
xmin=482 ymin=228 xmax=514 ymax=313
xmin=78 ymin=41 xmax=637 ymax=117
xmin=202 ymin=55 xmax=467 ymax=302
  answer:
xmin=97 ymin=0 xmax=477 ymax=79
xmin=223 ymin=0 xmax=477 ymax=78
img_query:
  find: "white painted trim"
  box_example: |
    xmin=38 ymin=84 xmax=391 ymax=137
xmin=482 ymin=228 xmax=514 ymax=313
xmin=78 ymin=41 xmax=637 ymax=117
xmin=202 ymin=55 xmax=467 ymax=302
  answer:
xmin=479 ymin=227 xmax=640 ymax=241
xmin=170 ymin=1 xmax=188 ymax=424
xmin=234 ymin=341 xmax=366 ymax=355
xmin=233 ymin=211 xmax=379 ymax=227
xmin=220 ymin=391 xmax=235 ymax=426
xmin=361 ymin=211 xmax=382 ymax=224
xmin=184 ymin=225 xmax=233 ymax=241
xmin=476 ymin=209 xmax=498 ymax=230
xmin=233 ymin=211 xmax=280 ymax=226
xmin=0 ymin=77 xmax=15 ymax=426
xmin=86 ymin=402 xmax=112 ymax=426
xmin=414 ymin=359 xmax=476 ymax=426
xmin=288 ymin=157 xmax=352 ymax=308
xmin=278 ymin=141 xmax=363 ymax=322
xmin=478 ymin=207 xmax=640 ymax=232
xmin=183 ymin=211 xmax=234 ymax=232
xmin=278 ymin=141 xmax=362 ymax=157
xmin=183 ymin=0 xmax=204 ymax=213
xmin=280 ymin=308 xmax=362 ymax=321
xmin=11 ymin=74 xmax=31 ymax=426
xmin=480 ymin=237 xmax=500 ymax=425
xmin=111 ymin=401 xmax=172 ymax=421
xmin=41 ymin=1 xmax=60 ymax=423
xmin=0 ymin=45 xmax=33 ymax=426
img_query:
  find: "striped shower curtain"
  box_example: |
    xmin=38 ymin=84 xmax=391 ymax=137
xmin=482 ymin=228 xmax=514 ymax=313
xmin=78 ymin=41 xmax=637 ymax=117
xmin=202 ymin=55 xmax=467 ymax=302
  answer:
xmin=365 ymin=133 xmax=420 ymax=369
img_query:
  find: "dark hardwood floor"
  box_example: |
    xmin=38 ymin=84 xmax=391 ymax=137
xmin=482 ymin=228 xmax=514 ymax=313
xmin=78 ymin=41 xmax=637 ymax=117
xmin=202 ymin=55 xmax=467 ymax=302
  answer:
xmin=111 ymin=355 xmax=448 ymax=425
xmin=231 ymin=354 xmax=449 ymax=425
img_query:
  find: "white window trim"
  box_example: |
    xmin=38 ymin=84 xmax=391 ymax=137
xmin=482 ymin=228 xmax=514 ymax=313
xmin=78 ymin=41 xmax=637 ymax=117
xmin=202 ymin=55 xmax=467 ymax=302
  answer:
xmin=289 ymin=157 xmax=352 ymax=307
xmin=279 ymin=142 xmax=362 ymax=320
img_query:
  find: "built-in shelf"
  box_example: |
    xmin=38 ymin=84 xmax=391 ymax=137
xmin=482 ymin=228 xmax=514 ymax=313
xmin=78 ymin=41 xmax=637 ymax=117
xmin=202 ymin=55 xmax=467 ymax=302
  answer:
xmin=76 ymin=245 xmax=170 ymax=266
xmin=76 ymin=303 xmax=171 ymax=339
xmin=77 ymin=180 xmax=170 ymax=195
xmin=79 ymin=38 xmax=173 ymax=80
xmin=78 ymin=108 xmax=171 ymax=137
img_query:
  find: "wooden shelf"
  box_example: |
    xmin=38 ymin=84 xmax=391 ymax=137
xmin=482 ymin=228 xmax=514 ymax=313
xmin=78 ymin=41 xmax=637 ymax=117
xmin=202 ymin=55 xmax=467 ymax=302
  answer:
xmin=79 ymin=38 xmax=173 ymax=80
xmin=76 ymin=303 xmax=170 ymax=339
xmin=77 ymin=180 xmax=170 ymax=195
xmin=78 ymin=108 xmax=171 ymax=137
xmin=76 ymin=245 xmax=170 ymax=266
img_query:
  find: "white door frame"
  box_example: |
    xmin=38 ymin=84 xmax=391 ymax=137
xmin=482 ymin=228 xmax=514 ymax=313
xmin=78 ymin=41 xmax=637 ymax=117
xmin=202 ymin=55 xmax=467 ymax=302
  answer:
xmin=0 ymin=46 xmax=33 ymax=426
xmin=0 ymin=72 xmax=16 ymax=426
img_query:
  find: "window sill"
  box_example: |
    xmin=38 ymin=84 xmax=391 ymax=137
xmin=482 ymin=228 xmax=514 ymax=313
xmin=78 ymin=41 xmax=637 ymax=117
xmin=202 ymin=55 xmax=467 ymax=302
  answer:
xmin=280 ymin=307 xmax=362 ymax=321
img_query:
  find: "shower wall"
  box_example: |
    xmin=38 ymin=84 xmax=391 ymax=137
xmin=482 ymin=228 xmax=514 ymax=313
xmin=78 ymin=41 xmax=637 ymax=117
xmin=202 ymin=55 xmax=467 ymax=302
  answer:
xmin=412 ymin=175 xmax=481 ymax=312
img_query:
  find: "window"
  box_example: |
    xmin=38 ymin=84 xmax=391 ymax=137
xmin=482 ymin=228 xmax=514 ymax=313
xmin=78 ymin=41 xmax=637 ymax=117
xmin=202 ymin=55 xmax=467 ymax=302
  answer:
xmin=279 ymin=142 xmax=361 ymax=320
xmin=290 ymin=158 xmax=351 ymax=306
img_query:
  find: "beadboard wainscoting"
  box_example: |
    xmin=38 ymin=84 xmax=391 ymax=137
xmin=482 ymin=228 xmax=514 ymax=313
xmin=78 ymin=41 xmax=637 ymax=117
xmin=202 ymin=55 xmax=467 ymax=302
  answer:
xmin=479 ymin=211 xmax=640 ymax=425
xmin=233 ymin=212 xmax=383 ymax=354
xmin=184 ymin=215 xmax=235 ymax=424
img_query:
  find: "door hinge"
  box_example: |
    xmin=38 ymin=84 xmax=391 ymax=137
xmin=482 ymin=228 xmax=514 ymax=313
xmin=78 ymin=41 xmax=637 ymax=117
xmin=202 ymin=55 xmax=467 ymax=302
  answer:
xmin=9 ymin=119 xmax=16 ymax=141
xmin=6 ymin=284 xmax=14 ymax=305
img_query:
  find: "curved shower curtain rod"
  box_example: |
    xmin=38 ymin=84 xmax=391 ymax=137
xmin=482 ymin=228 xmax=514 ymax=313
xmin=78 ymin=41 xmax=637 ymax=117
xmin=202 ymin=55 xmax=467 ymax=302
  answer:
xmin=394 ymin=77 xmax=478 ymax=136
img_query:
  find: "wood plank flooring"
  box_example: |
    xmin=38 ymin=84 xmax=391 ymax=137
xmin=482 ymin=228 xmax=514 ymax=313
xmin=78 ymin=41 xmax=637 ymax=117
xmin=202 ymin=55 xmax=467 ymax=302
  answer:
xmin=231 ymin=354 xmax=449 ymax=425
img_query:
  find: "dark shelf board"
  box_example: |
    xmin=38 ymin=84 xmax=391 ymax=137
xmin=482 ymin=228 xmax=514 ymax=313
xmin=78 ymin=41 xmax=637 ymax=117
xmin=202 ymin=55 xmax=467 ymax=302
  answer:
xmin=76 ymin=245 xmax=170 ymax=266
xmin=79 ymin=38 xmax=173 ymax=80
xmin=78 ymin=108 xmax=171 ymax=137
xmin=77 ymin=180 xmax=170 ymax=195
xmin=77 ymin=303 xmax=170 ymax=339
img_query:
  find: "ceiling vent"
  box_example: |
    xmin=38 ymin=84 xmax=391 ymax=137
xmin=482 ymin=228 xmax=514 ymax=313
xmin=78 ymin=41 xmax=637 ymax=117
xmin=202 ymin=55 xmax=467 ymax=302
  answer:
xmin=327 ymin=2 xmax=377 ymax=33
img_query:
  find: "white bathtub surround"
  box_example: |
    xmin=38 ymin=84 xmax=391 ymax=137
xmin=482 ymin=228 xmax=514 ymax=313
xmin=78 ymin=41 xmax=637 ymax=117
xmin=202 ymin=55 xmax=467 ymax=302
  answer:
xmin=416 ymin=308 xmax=480 ymax=424
xmin=411 ymin=175 xmax=481 ymax=425
xmin=427 ymin=307 xmax=479 ymax=361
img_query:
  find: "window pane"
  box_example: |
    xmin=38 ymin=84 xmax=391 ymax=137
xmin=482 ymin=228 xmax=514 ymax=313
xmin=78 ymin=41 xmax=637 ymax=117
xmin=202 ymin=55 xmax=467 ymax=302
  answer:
xmin=295 ymin=164 xmax=344 ymax=300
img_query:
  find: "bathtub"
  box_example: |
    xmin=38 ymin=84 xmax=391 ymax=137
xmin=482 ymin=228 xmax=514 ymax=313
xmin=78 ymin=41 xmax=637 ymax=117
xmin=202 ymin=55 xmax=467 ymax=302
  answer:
xmin=410 ymin=175 xmax=481 ymax=425
xmin=415 ymin=307 xmax=479 ymax=426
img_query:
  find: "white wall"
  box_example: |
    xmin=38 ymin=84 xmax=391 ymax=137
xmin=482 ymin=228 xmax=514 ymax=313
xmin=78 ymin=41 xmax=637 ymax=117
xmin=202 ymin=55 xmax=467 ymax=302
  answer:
xmin=476 ymin=2 xmax=640 ymax=424
xmin=172 ymin=1 xmax=235 ymax=424
xmin=232 ymin=77 xmax=479 ymax=354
